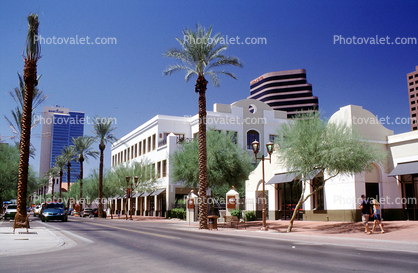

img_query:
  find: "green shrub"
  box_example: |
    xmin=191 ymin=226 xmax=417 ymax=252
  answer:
xmin=245 ymin=211 xmax=256 ymax=221
xmin=171 ymin=208 xmax=186 ymax=219
xmin=230 ymin=209 xmax=242 ymax=219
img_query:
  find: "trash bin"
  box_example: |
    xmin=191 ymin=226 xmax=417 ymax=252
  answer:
xmin=208 ymin=215 xmax=218 ymax=230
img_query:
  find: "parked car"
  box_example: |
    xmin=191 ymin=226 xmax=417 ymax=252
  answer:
xmin=81 ymin=208 xmax=93 ymax=217
xmin=3 ymin=204 xmax=17 ymax=220
xmin=41 ymin=202 xmax=68 ymax=222
xmin=92 ymin=209 xmax=107 ymax=218
xmin=33 ymin=205 xmax=42 ymax=217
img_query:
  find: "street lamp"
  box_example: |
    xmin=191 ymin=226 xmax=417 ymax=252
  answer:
xmin=252 ymin=140 xmax=274 ymax=231
xmin=132 ymin=176 xmax=138 ymax=220
xmin=126 ymin=176 xmax=130 ymax=220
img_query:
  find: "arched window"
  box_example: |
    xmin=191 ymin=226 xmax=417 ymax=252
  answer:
xmin=247 ymin=130 xmax=259 ymax=149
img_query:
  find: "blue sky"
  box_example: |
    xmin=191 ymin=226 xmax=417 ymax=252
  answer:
xmin=1 ymin=0 xmax=417 ymax=178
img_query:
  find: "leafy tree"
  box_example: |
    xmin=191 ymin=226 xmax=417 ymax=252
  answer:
xmin=170 ymin=129 xmax=252 ymax=199
xmin=92 ymin=117 xmax=117 ymax=217
xmin=16 ymin=13 xmax=41 ymax=217
xmin=53 ymin=155 xmax=67 ymax=199
xmin=72 ymin=136 xmax=99 ymax=210
xmin=276 ymin=112 xmax=383 ymax=232
xmin=164 ymin=25 xmax=243 ymax=229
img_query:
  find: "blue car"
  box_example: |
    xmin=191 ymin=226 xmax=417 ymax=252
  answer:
xmin=41 ymin=202 xmax=68 ymax=222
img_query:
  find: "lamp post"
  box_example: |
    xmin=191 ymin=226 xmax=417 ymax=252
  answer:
xmin=252 ymin=140 xmax=274 ymax=231
xmin=131 ymin=176 xmax=138 ymax=220
xmin=126 ymin=176 xmax=130 ymax=220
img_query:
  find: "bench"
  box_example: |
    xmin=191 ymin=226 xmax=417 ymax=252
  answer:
xmin=222 ymin=215 xmax=245 ymax=229
xmin=13 ymin=211 xmax=30 ymax=234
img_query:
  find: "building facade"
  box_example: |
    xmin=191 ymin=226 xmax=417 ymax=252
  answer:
xmin=246 ymin=105 xmax=418 ymax=221
xmin=248 ymin=69 xmax=318 ymax=118
xmin=407 ymin=66 xmax=418 ymax=131
xmin=39 ymin=106 xmax=84 ymax=193
xmin=110 ymin=99 xmax=288 ymax=217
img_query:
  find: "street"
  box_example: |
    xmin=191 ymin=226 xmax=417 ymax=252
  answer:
xmin=1 ymin=216 xmax=417 ymax=273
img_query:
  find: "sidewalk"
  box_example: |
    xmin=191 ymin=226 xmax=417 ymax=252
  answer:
xmin=1 ymin=217 xmax=417 ymax=257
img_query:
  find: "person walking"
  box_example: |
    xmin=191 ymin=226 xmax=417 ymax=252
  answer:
xmin=371 ymin=199 xmax=385 ymax=234
xmin=359 ymin=194 xmax=372 ymax=234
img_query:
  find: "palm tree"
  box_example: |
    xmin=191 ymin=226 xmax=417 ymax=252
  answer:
xmin=16 ymin=13 xmax=41 ymax=217
xmin=62 ymin=145 xmax=77 ymax=195
xmin=54 ymin=155 xmax=67 ymax=200
xmin=163 ymin=24 xmax=242 ymax=229
xmin=92 ymin=117 xmax=117 ymax=218
xmin=4 ymin=73 xmax=48 ymax=146
xmin=72 ymin=136 xmax=99 ymax=211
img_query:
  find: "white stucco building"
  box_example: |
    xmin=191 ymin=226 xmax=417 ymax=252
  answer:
xmin=110 ymin=99 xmax=288 ymax=217
xmin=246 ymin=105 xmax=418 ymax=221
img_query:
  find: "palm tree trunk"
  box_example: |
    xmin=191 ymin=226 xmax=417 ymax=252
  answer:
xmin=98 ymin=143 xmax=105 ymax=218
xmin=196 ymin=75 xmax=208 ymax=229
xmin=59 ymin=169 xmax=63 ymax=200
xmin=79 ymin=156 xmax=84 ymax=211
xmin=67 ymin=161 xmax=71 ymax=207
xmin=17 ymin=59 xmax=36 ymax=217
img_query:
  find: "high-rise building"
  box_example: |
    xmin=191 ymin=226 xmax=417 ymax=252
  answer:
xmin=248 ymin=69 xmax=318 ymax=118
xmin=407 ymin=66 xmax=418 ymax=131
xmin=39 ymin=106 xmax=84 ymax=188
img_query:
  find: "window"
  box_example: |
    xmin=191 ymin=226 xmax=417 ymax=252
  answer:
xmin=131 ymin=146 xmax=134 ymax=159
xmin=124 ymin=149 xmax=127 ymax=162
xmin=143 ymin=139 xmax=146 ymax=154
xmin=139 ymin=141 xmax=142 ymax=156
xmin=134 ymin=144 xmax=137 ymax=158
xmin=162 ymin=160 xmax=167 ymax=177
xmin=312 ymin=176 xmax=324 ymax=210
xmin=411 ymin=94 xmax=415 ymax=98
xmin=410 ymin=82 xmax=414 ymax=86
xmin=127 ymin=148 xmax=130 ymax=161
xmin=269 ymin=134 xmax=277 ymax=143
xmin=247 ymin=130 xmax=259 ymax=149
xmin=157 ymin=161 xmax=161 ymax=178
xmin=412 ymin=107 xmax=416 ymax=111
xmin=409 ymin=76 xmax=413 ymax=80
xmin=411 ymin=101 xmax=416 ymax=105
xmin=148 ymin=136 xmax=151 ymax=152
xmin=152 ymin=134 xmax=156 ymax=150
xmin=411 ymin=88 xmax=415 ymax=92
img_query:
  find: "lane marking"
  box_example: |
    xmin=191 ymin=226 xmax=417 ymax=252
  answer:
xmin=71 ymin=219 xmax=179 ymax=240
xmin=40 ymin=222 xmax=94 ymax=243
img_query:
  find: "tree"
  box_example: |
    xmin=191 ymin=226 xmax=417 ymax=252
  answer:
xmin=170 ymin=129 xmax=253 ymax=199
xmin=4 ymin=73 xmax=47 ymax=150
xmin=0 ymin=144 xmax=20 ymax=213
xmin=53 ymin=155 xmax=67 ymax=200
xmin=275 ymin=112 xmax=383 ymax=232
xmin=61 ymin=145 xmax=77 ymax=199
xmin=92 ymin=117 xmax=117 ymax=218
xmin=164 ymin=25 xmax=243 ymax=229
xmin=16 ymin=14 xmax=41 ymax=217
xmin=72 ymin=136 xmax=99 ymax=210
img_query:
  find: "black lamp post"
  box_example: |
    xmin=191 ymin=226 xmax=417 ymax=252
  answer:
xmin=126 ymin=176 xmax=130 ymax=220
xmin=252 ymin=140 xmax=274 ymax=231
xmin=131 ymin=176 xmax=138 ymax=220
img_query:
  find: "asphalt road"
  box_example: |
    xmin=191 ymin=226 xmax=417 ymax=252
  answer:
xmin=1 ymin=216 xmax=417 ymax=273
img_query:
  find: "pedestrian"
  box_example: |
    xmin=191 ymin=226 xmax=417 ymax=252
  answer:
xmin=371 ymin=199 xmax=385 ymax=234
xmin=359 ymin=194 xmax=372 ymax=234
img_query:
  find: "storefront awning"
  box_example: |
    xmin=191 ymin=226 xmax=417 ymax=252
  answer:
xmin=389 ymin=161 xmax=418 ymax=177
xmin=149 ymin=188 xmax=166 ymax=196
xmin=140 ymin=192 xmax=152 ymax=197
xmin=132 ymin=192 xmax=143 ymax=198
xmin=266 ymin=172 xmax=298 ymax=184
xmin=266 ymin=169 xmax=321 ymax=185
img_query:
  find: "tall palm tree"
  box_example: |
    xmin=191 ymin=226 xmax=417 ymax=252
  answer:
xmin=16 ymin=13 xmax=41 ymax=217
xmin=62 ymin=145 xmax=77 ymax=194
xmin=54 ymin=155 xmax=67 ymax=200
xmin=92 ymin=117 xmax=117 ymax=218
xmin=4 ymin=73 xmax=48 ymax=144
xmin=163 ymin=24 xmax=242 ymax=229
xmin=72 ymin=136 xmax=99 ymax=211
